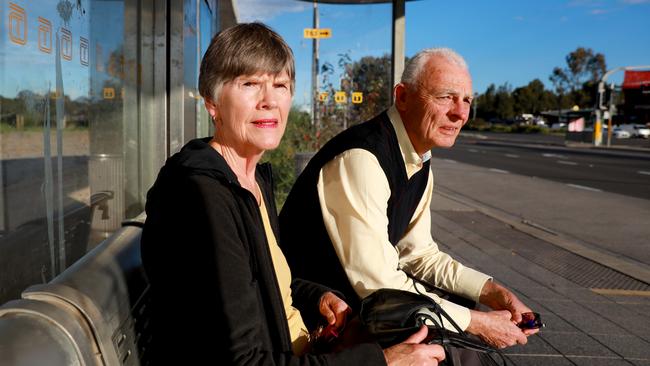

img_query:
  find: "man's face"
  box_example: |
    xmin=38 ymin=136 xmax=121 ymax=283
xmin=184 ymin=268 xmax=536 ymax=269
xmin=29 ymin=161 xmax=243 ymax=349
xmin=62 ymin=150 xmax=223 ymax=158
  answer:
xmin=395 ymin=56 xmax=473 ymax=155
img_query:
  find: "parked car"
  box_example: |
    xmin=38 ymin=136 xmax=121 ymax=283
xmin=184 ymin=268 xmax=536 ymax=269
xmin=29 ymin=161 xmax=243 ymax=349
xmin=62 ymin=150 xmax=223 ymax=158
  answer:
xmin=619 ymin=124 xmax=650 ymax=138
xmin=612 ymin=127 xmax=631 ymax=139
xmin=551 ymin=122 xmax=567 ymax=130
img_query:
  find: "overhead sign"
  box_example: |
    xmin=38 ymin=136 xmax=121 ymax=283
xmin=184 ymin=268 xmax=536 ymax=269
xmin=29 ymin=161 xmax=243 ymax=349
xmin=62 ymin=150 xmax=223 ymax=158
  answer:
xmin=318 ymin=92 xmax=329 ymax=102
xmin=303 ymin=28 xmax=332 ymax=39
xmin=334 ymin=91 xmax=346 ymax=103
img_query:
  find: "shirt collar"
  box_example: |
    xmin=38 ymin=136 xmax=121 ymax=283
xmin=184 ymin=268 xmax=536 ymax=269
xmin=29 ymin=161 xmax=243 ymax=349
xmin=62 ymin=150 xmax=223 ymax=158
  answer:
xmin=387 ymin=105 xmax=430 ymax=168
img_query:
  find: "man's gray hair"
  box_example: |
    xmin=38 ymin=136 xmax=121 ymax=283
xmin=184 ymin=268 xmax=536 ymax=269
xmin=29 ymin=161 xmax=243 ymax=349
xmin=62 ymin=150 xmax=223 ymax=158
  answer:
xmin=400 ymin=48 xmax=468 ymax=86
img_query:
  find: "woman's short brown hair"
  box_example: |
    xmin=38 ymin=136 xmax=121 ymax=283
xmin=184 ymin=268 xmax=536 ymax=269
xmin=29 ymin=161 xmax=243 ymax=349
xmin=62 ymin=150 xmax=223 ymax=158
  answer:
xmin=198 ymin=22 xmax=295 ymax=102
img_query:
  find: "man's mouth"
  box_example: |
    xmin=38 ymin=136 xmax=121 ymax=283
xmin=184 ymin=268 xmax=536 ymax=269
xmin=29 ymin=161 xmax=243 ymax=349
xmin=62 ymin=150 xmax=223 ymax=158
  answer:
xmin=439 ymin=126 xmax=458 ymax=135
xmin=252 ymin=119 xmax=278 ymax=128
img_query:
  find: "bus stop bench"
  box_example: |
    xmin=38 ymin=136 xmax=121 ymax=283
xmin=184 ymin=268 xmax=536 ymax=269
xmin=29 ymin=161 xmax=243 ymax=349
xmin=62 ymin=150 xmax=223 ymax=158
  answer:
xmin=0 ymin=215 xmax=151 ymax=366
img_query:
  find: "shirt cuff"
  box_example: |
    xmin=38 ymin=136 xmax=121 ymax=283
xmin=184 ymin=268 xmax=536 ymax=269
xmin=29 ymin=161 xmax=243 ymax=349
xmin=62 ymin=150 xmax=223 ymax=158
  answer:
xmin=438 ymin=298 xmax=472 ymax=332
xmin=454 ymin=267 xmax=492 ymax=302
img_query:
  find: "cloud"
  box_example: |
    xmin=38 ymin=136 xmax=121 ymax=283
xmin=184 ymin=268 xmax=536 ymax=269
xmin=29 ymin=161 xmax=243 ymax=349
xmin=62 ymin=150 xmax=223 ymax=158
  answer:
xmin=514 ymin=15 xmax=525 ymax=21
xmin=590 ymin=8 xmax=609 ymax=13
xmin=236 ymin=0 xmax=308 ymax=22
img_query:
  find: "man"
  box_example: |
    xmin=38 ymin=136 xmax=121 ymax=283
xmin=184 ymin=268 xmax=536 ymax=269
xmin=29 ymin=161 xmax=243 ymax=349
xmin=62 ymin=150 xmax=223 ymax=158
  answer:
xmin=280 ymin=48 xmax=536 ymax=350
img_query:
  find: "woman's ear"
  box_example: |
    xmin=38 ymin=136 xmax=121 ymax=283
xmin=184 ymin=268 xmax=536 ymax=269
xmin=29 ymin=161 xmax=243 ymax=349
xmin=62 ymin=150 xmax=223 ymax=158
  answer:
xmin=204 ymin=98 xmax=219 ymax=122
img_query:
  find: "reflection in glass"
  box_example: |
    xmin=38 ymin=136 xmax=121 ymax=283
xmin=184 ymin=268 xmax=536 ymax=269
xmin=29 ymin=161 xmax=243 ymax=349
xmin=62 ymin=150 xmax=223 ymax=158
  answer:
xmin=0 ymin=0 xmax=126 ymax=303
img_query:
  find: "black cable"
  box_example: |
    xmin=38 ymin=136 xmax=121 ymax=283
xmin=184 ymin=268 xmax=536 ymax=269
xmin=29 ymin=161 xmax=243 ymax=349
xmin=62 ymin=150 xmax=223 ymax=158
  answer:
xmin=411 ymin=278 xmax=512 ymax=366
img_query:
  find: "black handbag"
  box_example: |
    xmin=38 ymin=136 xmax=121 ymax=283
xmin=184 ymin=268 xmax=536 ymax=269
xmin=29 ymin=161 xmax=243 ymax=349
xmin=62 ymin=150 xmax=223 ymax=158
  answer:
xmin=359 ymin=288 xmax=509 ymax=366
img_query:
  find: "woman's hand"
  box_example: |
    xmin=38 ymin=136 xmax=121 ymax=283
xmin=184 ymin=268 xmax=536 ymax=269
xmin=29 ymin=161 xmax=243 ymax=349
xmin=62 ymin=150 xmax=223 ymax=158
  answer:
xmin=318 ymin=292 xmax=352 ymax=329
xmin=383 ymin=326 xmax=446 ymax=366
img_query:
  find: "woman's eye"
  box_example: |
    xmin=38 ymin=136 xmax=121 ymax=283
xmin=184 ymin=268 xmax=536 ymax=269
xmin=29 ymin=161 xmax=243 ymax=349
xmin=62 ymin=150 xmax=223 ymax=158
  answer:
xmin=242 ymin=81 xmax=259 ymax=88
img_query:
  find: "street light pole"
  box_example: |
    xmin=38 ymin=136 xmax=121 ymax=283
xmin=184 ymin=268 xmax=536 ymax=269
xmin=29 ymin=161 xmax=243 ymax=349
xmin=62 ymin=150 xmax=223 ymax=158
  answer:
xmin=311 ymin=1 xmax=320 ymax=128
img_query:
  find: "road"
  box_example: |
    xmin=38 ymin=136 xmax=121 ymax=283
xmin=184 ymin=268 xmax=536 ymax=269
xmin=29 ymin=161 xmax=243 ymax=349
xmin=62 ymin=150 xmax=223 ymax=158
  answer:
xmin=431 ymin=137 xmax=650 ymax=200
xmin=429 ymin=139 xmax=650 ymax=268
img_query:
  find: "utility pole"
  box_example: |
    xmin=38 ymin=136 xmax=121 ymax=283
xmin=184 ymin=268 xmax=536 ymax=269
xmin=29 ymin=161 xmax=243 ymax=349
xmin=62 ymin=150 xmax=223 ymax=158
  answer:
xmin=311 ymin=1 xmax=320 ymax=128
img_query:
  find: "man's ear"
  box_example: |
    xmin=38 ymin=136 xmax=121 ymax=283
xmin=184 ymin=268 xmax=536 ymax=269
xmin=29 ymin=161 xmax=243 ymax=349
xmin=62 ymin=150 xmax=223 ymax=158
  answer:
xmin=394 ymin=83 xmax=408 ymax=111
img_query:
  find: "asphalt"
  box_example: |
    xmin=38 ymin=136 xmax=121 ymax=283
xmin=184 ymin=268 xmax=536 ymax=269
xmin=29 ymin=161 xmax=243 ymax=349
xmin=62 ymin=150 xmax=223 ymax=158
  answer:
xmin=428 ymin=133 xmax=650 ymax=366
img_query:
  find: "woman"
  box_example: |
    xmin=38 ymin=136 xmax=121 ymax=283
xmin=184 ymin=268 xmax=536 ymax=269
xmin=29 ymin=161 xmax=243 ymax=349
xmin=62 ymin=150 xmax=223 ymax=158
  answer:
xmin=141 ymin=22 xmax=444 ymax=365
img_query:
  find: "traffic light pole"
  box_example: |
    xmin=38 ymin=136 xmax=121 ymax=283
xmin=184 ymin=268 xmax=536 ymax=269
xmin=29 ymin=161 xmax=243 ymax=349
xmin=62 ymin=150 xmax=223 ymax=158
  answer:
xmin=596 ymin=65 xmax=650 ymax=146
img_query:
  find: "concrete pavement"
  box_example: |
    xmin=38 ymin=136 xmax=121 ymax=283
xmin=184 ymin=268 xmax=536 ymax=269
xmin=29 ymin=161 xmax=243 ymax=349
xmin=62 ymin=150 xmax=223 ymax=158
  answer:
xmin=428 ymin=135 xmax=650 ymax=365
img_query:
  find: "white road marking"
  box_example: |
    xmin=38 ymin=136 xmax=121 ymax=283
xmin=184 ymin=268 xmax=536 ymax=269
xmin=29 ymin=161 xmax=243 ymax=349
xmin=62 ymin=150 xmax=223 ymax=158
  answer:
xmin=443 ymin=159 xmax=457 ymax=163
xmin=468 ymin=149 xmax=478 ymax=153
xmin=638 ymin=171 xmax=650 ymax=176
xmin=489 ymin=168 xmax=509 ymax=174
xmin=557 ymin=160 xmax=578 ymax=166
xmin=505 ymin=154 xmax=519 ymax=158
xmin=567 ymin=183 xmax=602 ymax=192
xmin=542 ymin=153 xmax=567 ymax=159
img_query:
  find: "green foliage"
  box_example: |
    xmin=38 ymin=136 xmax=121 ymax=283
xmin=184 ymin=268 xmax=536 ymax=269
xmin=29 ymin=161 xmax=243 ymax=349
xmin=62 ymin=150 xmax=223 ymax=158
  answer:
xmin=464 ymin=118 xmax=491 ymax=131
xmin=511 ymin=124 xmax=545 ymax=134
xmin=262 ymin=108 xmax=313 ymax=208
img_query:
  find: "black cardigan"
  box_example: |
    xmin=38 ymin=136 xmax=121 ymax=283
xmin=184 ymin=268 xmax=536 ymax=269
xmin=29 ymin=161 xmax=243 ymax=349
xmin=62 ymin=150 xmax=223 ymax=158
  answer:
xmin=280 ymin=112 xmax=429 ymax=310
xmin=141 ymin=138 xmax=384 ymax=365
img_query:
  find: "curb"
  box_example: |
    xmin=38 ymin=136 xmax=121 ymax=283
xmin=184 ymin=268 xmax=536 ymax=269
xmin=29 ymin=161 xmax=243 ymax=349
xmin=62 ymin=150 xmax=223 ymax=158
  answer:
xmin=472 ymin=140 xmax=650 ymax=160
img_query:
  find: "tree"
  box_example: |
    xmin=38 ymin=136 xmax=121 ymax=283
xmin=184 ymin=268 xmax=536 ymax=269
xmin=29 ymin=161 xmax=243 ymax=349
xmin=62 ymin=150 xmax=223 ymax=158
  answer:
xmin=348 ymin=54 xmax=392 ymax=122
xmin=494 ymin=83 xmax=515 ymax=120
xmin=317 ymin=53 xmax=392 ymax=145
xmin=512 ymin=79 xmax=555 ymax=115
xmin=549 ymin=47 xmax=607 ymax=108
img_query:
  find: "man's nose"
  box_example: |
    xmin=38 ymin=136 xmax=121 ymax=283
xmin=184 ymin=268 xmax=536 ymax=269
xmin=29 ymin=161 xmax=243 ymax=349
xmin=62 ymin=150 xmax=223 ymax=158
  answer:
xmin=449 ymin=98 xmax=469 ymax=122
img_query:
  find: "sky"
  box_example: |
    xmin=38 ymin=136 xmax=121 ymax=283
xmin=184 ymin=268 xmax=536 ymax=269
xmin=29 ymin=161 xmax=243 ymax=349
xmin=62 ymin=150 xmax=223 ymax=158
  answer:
xmin=236 ymin=0 xmax=650 ymax=109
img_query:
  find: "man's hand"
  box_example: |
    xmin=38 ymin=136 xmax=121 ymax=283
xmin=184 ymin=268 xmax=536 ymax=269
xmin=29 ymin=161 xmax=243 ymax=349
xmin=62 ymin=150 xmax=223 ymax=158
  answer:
xmin=479 ymin=281 xmax=538 ymax=335
xmin=383 ymin=325 xmax=446 ymax=366
xmin=319 ymin=292 xmax=352 ymax=329
xmin=466 ymin=309 xmax=528 ymax=348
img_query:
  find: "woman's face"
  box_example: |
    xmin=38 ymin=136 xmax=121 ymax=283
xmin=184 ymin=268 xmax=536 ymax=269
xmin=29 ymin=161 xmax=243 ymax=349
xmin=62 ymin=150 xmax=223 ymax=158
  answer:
xmin=207 ymin=70 xmax=292 ymax=156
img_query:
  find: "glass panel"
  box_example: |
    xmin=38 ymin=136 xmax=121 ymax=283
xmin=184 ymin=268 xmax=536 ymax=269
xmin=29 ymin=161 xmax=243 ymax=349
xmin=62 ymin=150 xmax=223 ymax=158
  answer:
xmin=0 ymin=0 xmax=131 ymax=304
xmin=197 ymin=0 xmax=213 ymax=138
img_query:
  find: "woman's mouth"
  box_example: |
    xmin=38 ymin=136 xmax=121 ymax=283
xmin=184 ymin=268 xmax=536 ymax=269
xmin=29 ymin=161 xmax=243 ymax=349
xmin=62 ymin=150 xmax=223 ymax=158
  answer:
xmin=252 ymin=119 xmax=278 ymax=128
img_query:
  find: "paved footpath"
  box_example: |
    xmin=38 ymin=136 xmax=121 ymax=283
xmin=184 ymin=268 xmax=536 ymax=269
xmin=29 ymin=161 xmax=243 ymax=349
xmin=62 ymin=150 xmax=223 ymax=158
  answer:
xmin=429 ymin=163 xmax=650 ymax=366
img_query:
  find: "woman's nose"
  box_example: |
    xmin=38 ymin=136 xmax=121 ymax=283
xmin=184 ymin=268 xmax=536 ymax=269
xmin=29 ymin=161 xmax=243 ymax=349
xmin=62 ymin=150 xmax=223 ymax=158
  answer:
xmin=258 ymin=86 xmax=278 ymax=109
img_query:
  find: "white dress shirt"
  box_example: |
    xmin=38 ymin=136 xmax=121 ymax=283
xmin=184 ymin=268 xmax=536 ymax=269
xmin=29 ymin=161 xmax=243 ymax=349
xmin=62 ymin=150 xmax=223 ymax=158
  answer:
xmin=315 ymin=106 xmax=491 ymax=331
